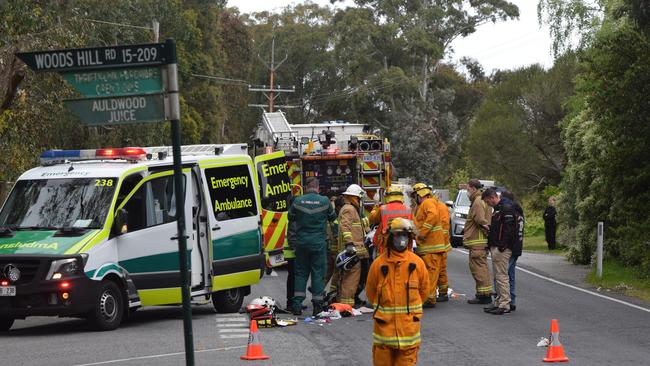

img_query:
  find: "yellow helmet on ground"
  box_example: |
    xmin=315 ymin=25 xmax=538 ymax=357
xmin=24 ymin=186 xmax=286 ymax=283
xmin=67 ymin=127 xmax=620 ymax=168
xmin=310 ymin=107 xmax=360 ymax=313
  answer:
xmin=388 ymin=217 xmax=414 ymax=233
xmin=412 ymin=183 xmax=432 ymax=197
xmin=384 ymin=186 xmax=404 ymax=203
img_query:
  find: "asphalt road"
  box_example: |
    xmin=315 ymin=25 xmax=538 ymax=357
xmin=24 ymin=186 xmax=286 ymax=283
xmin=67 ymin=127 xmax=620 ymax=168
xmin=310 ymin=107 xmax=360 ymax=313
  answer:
xmin=3 ymin=250 xmax=650 ymax=366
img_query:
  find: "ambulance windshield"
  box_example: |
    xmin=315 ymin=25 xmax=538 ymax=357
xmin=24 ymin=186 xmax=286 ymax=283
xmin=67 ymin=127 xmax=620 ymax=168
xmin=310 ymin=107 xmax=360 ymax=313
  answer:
xmin=0 ymin=178 xmax=118 ymax=230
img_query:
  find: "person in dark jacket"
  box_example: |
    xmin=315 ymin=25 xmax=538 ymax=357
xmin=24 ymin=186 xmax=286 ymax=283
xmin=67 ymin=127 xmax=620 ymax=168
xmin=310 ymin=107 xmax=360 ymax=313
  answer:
xmin=482 ymin=188 xmax=517 ymax=315
xmin=500 ymin=191 xmax=523 ymax=311
xmin=543 ymin=196 xmax=557 ymax=250
xmin=289 ymin=177 xmax=336 ymax=316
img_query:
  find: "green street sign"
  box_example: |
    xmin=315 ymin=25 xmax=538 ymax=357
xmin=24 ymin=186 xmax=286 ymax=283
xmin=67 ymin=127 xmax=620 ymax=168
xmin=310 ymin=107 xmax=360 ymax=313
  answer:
xmin=63 ymin=67 xmax=163 ymax=97
xmin=64 ymin=94 xmax=166 ymax=126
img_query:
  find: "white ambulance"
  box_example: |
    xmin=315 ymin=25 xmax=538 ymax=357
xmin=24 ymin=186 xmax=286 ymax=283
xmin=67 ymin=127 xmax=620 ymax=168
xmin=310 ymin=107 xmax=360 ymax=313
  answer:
xmin=0 ymin=144 xmax=275 ymax=331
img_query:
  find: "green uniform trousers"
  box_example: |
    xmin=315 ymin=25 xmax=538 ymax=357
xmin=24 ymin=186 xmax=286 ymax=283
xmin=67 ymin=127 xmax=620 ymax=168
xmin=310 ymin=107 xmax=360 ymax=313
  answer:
xmin=293 ymin=245 xmax=327 ymax=311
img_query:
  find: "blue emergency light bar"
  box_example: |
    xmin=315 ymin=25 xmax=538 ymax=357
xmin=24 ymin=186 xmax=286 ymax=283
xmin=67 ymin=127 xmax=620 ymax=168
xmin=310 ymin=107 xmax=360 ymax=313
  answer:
xmin=40 ymin=148 xmax=147 ymax=165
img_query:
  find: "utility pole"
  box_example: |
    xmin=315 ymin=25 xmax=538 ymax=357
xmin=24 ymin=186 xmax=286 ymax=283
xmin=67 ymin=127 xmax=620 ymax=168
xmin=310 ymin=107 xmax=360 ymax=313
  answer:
xmin=249 ymin=36 xmax=297 ymax=111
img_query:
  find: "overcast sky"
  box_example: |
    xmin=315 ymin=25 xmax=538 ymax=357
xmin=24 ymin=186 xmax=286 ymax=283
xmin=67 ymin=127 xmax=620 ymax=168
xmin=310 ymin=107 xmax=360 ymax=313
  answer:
xmin=226 ymin=0 xmax=555 ymax=74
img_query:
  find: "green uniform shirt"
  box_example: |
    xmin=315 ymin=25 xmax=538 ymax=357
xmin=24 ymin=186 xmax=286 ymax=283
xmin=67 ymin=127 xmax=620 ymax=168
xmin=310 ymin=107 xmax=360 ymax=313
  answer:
xmin=288 ymin=191 xmax=336 ymax=249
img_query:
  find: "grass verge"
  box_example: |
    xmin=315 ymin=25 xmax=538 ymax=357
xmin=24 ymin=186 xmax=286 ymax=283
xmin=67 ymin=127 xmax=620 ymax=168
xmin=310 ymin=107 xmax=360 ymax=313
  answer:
xmin=586 ymin=258 xmax=650 ymax=303
xmin=523 ymin=234 xmax=568 ymax=255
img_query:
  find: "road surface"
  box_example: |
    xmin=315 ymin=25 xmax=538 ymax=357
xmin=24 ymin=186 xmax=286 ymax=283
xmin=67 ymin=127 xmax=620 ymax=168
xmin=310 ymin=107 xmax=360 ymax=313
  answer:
xmin=3 ymin=250 xmax=650 ymax=365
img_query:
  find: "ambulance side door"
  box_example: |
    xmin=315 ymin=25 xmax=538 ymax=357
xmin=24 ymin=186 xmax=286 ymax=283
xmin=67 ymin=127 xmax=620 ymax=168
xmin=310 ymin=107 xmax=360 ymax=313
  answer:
xmin=254 ymin=151 xmax=291 ymax=268
xmin=199 ymin=159 xmax=263 ymax=291
xmin=114 ymin=170 xmax=192 ymax=305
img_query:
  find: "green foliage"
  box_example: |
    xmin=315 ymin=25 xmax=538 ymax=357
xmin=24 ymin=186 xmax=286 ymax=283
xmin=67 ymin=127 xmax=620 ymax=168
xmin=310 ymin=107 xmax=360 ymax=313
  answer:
xmin=466 ymin=57 xmax=576 ymax=195
xmin=558 ymin=0 xmax=650 ymax=268
xmin=0 ymin=1 xmax=253 ymax=181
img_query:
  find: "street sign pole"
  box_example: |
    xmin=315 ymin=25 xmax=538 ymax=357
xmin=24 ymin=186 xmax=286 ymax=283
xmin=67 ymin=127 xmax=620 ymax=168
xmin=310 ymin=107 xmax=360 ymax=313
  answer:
xmin=165 ymin=38 xmax=195 ymax=366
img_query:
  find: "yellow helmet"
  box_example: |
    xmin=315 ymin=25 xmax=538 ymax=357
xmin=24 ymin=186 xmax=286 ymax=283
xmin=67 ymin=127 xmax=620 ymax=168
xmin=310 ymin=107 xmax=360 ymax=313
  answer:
xmin=412 ymin=183 xmax=432 ymax=197
xmin=384 ymin=186 xmax=404 ymax=203
xmin=388 ymin=217 xmax=414 ymax=233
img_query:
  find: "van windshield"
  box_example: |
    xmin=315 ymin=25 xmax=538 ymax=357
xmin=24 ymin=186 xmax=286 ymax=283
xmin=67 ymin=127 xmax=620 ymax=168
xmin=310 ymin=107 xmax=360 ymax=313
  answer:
xmin=0 ymin=178 xmax=117 ymax=230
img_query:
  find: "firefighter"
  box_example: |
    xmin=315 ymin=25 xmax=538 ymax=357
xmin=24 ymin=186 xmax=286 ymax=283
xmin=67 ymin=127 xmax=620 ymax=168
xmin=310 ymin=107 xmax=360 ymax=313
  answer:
xmin=366 ymin=217 xmax=429 ymax=366
xmin=325 ymin=195 xmax=344 ymax=300
xmin=368 ymin=185 xmax=413 ymax=254
xmin=289 ymin=177 xmax=336 ymax=316
xmin=432 ymin=190 xmax=452 ymax=302
xmin=463 ymin=179 xmax=494 ymax=304
xmin=337 ymin=184 xmax=369 ymax=306
xmin=412 ymin=183 xmax=446 ymax=308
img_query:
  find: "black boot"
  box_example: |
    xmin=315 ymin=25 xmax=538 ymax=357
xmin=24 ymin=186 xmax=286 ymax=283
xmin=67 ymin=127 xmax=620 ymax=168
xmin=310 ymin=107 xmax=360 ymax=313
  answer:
xmin=312 ymin=301 xmax=324 ymax=317
xmin=436 ymin=294 xmax=449 ymax=302
xmin=467 ymin=295 xmax=492 ymax=304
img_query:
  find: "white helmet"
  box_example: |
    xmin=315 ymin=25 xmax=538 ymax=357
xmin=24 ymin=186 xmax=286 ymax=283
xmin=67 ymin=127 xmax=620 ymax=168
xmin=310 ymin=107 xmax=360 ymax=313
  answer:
xmin=249 ymin=296 xmax=276 ymax=309
xmin=342 ymin=184 xmax=365 ymax=198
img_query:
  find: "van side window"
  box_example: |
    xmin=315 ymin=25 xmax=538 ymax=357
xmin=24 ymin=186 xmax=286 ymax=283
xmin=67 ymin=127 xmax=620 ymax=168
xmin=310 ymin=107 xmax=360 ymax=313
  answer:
xmin=123 ymin=175 xmax=185 ymax=233
xmin=204 ymin=164 xmax=257 ymax=221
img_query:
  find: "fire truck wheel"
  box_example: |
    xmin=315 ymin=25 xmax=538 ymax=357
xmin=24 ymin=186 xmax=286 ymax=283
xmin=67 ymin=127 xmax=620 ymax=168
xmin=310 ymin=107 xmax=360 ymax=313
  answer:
xmin=0 ymin=317 xmax=14 ymax=331
xmin=212 ymin=288 xmax=244 ymax=313
xmin=88 ymin=280 xmax=124 ymax=331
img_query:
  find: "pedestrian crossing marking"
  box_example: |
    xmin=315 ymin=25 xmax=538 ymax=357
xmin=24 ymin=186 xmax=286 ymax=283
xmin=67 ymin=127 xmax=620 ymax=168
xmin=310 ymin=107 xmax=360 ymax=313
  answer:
xmin=219 ymin=334 xmax=250 ymax=339
xmin=218 ymin=328 xmax=250 ymax=333
xmin=215 ymin=317 xmax=247 ymax=322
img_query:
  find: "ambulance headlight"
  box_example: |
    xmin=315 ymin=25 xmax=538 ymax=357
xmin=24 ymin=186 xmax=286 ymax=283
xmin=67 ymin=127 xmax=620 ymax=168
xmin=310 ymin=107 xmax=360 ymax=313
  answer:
xmin=46 ymin=257 xmax=84 ymax=279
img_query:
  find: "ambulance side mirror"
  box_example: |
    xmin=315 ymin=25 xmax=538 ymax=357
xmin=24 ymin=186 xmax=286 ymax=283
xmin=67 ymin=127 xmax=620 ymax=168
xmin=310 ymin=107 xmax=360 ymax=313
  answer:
xmin=112 ymin=208 xmax=128 ymax=236
xmin=445 ymin=200 xmax=454 ymax=208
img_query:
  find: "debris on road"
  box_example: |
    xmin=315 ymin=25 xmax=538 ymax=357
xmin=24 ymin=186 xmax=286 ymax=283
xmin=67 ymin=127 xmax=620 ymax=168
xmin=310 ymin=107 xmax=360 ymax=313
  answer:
xmin=537 ymin=337 xmax=550 ymax=347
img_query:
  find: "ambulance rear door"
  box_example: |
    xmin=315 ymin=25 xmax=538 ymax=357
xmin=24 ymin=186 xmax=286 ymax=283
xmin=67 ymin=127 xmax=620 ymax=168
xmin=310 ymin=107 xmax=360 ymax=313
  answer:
xmin=254 ymin=151 xmax=291 ymax=268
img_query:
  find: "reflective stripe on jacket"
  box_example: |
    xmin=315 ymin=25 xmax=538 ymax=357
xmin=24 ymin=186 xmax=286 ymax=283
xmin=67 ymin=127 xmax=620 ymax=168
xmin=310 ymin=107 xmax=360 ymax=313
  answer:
xmin=463 ymin=191 xmax=491 ymax=248
xmin=338 ymin=200 xmax=368 ymax=258
xmin=413 ymin=197 xmax=446 ymax=254
xmin=366 ymin=249 xmax=429 ymax=349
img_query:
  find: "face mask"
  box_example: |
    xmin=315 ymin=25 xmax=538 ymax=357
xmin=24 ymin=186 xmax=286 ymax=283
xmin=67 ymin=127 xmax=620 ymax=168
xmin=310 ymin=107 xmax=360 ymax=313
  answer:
xmin=392 ymin=233 xmax=409 ymax=252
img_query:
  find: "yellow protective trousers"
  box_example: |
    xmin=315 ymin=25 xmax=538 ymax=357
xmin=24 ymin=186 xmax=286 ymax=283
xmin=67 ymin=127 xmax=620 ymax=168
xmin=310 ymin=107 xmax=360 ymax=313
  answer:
xmin=469 ymin=247 xmax=493 ymax=296
xmin=438 ymin=251 xmax=449 ymax=294
xmin=373 ymin=345 xmax=419 ymax=366
xmin=419 ymin=252 xmax=444 ymax=304
xmin=338 ymin=261 xmax=361 ymax=305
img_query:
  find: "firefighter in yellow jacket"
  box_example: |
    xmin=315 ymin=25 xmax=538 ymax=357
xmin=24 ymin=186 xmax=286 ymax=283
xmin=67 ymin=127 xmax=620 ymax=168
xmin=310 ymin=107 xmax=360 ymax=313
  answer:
xmin=412 ymin=183 xmax=446 ymax=307
xmin=433 ymin=191 xmax=452 ymax=302
xmin=366 ymin=217 xmax=429 ymax=366
xmin=463 ymin=179 xmax=494 ymax=304
xmin=337 ymin=184 xmax=369 ymax=305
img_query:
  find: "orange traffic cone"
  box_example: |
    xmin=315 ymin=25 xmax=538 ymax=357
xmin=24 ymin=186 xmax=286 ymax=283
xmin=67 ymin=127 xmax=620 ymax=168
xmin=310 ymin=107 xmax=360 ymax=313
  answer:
xmin=543 ymin=319 xmax=569 ymax=362
xmin=240 ymin=319 xmax=270 ymax=361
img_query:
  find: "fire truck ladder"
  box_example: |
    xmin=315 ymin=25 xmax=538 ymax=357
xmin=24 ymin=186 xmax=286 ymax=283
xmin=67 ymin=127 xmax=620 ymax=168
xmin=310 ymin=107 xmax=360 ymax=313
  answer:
xmin=262 ymin=112 xmax=297 ymax=154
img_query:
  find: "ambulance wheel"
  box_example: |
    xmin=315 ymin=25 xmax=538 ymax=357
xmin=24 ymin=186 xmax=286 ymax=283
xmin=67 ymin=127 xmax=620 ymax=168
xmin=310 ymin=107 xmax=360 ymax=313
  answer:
xmin=212 ymin=288 xmax=244 ymax=313
xmin=0 ymin=317 xmax=14 ymax=331
xmin=89 ymin=280 xmax=124 ymax=331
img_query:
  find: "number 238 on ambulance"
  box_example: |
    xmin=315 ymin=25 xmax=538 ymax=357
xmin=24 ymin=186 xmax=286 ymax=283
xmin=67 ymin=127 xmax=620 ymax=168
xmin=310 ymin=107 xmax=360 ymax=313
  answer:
xmin=0 ymin=144 xmax=265 ymax=331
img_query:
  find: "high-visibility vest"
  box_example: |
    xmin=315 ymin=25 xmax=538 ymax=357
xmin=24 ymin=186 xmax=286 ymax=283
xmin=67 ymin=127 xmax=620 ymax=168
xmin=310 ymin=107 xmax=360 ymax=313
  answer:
xmin=372 ymin=202 xmax=412 ymax=251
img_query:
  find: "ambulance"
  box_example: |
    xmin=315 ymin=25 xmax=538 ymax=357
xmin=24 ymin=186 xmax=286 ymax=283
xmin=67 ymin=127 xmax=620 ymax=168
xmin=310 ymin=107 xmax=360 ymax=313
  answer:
xmin=0 ymin=144 xmax=273 ymax=331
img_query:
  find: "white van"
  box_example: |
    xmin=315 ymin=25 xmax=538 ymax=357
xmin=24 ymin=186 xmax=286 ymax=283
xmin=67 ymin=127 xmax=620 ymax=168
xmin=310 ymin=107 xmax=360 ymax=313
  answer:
xmin=0 ymin=144 xmax=275 ymax=331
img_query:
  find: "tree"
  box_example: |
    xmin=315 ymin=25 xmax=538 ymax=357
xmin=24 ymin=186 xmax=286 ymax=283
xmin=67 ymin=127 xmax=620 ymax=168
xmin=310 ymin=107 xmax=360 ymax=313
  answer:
xmin=465 ymin=55 xmax=576 ymax=195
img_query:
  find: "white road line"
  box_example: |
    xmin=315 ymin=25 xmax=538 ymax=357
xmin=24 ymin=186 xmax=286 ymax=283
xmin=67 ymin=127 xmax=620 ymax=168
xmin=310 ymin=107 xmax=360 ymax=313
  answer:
xmin=217 ymin=328 xmax=251 ymax=333
xmin=220 ymin=334 xmax=250 ymax=339
xmin=453 ymin=248 xmax=650 ymax=314
xmin=72 ymin=346 xmax=247 ymax=366
xmin=216 ymin=323 xmax=249 ymax=328
xmin=215 ymin=317 xmax=248 ymax=322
